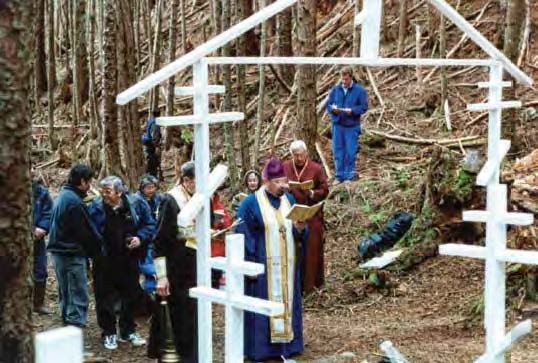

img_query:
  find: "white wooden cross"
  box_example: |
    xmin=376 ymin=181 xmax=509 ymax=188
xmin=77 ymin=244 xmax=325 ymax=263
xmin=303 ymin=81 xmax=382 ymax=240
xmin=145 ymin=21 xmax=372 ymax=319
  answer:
xmin=155 ymin=60 xmax=284 ymax=363
xmin=35 ymin=326 xmax=83 ymax=363
xmin=439 ymin=64 xmax=535 ymax=363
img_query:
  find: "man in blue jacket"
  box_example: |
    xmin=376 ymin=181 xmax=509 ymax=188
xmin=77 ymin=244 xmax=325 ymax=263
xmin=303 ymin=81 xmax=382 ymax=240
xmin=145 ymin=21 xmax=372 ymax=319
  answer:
xmin=135 ymin=174 xmax=161 ymax=294
xmin=89 ymin=176 xmax=156 ymax=350
xmin=48 ymin=164 xmax=102 ymax=328
xmin=325 ymin=67 xmax=368 ymax=185
xmin=32 ymin=177 xmax=53 ymax=315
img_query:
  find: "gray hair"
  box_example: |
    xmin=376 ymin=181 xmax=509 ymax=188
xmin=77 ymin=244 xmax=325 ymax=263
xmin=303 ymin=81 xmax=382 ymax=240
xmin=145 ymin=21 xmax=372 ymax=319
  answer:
xmin=289 ymin=140 xmax=307 ymax=153
xmin=99 ymin=175 xmax=126 ymax=193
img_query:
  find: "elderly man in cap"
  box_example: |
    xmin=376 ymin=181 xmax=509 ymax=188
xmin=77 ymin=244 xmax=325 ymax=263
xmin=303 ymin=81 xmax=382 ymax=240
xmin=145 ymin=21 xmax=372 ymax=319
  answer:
xmin=236 ymin=158 xmax=308 ymax=362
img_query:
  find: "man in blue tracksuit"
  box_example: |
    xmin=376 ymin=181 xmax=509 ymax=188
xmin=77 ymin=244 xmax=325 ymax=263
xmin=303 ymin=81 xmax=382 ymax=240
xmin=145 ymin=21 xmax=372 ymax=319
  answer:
xmin=325 ymin=67 xmax=368 ymax=185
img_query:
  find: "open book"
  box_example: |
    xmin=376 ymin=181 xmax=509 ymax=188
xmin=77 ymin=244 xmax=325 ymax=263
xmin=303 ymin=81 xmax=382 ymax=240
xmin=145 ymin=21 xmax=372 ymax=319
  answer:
xmin=288 ymin=179 xmax=314 ymax=191
xmin=285 ymin=201 xmax=324 ymax=222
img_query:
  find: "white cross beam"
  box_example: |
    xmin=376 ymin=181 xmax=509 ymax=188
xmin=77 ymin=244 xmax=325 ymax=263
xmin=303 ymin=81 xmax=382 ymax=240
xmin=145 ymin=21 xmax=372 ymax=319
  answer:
xmin=35 ymin=327 xmax=83 ymax=363
xmin=190 ymin=234 xmax=284 ymax=363
xmin=146 ymin=58 xmax=284 ymax=363
xmin=439 ymin=63 xmax=535 ymax=363
xmin=355 ymin=0 xmax=382 ymax=59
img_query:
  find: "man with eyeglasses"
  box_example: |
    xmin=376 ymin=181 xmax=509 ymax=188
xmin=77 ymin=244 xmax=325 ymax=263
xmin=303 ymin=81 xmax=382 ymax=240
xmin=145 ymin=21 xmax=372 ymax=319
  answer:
xmin=236 ymin=158 xmax=308 ymax=362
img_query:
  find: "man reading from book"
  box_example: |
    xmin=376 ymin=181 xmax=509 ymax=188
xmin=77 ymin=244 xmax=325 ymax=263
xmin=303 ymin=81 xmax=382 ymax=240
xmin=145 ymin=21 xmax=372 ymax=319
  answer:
xmin=236 ymin=158 xmax=307 ymax=362
xmin=283 ymin=140 xmax=329 ymax=294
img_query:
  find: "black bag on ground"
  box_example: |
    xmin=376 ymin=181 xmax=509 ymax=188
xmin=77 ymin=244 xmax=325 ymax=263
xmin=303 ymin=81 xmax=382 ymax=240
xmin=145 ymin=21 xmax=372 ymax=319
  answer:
xmin=357 ymin=212 xmax=414 ymax=261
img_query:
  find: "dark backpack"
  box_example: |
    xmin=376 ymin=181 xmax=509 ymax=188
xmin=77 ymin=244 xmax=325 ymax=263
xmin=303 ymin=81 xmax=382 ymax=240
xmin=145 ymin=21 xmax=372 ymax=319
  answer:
xmin=141 ymin=117 xmax=160 ymax=147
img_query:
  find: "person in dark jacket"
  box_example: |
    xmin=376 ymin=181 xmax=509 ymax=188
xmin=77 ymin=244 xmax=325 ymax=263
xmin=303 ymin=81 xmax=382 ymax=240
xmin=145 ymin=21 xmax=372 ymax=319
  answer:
xmin=48 ymin=164 xmax=102 ymax=327
xmin=142 ymin=108 xmax=162 ymax=179
xmin=148 ymin=161 xmax=198 ymax=363
xmin=325 ymin=66 xmax=368 ymax=185
xmin=32 ymin=177 xmax=53 ymax=315
xmin=135 ymin=174 xmax=161 ymax=294
xmin=88 ymin=176 xmax=156 ymax=350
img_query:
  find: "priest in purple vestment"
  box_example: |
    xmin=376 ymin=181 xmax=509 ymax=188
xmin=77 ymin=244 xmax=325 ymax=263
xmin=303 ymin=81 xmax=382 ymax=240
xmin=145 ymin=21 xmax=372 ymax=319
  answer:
xmin=236 ymin=158 xmax=308 ymax=362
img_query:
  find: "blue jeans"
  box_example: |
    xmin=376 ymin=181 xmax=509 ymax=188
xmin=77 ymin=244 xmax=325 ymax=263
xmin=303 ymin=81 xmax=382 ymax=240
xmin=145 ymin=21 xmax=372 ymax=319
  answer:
xmin=51 ymin=254 xmax=89 ymax=327
xmin=332 ymin=123 xmax=361 ymax=180
xmin=33 ymin=238 xmax=48 ymax=282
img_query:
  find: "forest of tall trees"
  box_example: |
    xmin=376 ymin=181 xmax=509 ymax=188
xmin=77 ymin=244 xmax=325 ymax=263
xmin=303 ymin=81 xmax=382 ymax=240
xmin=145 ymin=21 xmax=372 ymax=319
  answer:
xmin=1 ymin=0 xmax=537 ymax=361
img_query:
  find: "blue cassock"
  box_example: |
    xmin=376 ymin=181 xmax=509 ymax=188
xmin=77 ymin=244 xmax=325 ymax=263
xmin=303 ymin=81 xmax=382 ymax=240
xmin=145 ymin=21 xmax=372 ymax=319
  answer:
xmin=236 ymin=190 xmax=307 ymax=361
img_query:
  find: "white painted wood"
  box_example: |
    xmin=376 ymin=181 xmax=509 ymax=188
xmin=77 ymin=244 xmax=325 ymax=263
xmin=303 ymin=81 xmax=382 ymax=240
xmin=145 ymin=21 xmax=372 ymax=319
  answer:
xmin=477 ymin=81 xmax=512 ymax=89
xmin=156 ymin=112 xmax=244 ymax=127
xmin=205 ymin=56 xmax=496 ymax=67
xmin=192 ymin=60 xmax=213 ymax=363
xmin=443 ymin=64 xmax=534 ymax=363
xmin=360 ymin=250 xmax=403 ymax=269
xmin=467 ymin=101 xmax=522 ymax=112
xmin=497 ymin=250 xmax=538 ymax=265
xmin=502 ymin=212 xmax=534 ymax=226
xmin=483 ymin=66 xmax=506 ymax=363
xmin=175 ymin=85 xmax=226 ymax=95
xmin=379 ymin=341 xmax=409 ymax=363
xmin=224 ymin=233 xmax=244 ymax=363
xmin=359 ymin=0 xmax=382 ymax=58
xmin=475 ymin=320 xmax=533 ymax=363
xmin=35 ymin=327 xmax=83 ymax=363
xmin=444 ymin=99 xmax=452 ymax=131
xmin=426 ymin=0 xmax=533 ymax=86
xmin=178 ymin=193 xmax=205 ymax=227
xmin=439 ymin=244 xmax=487 ymax=259
xmin=354 ymin=10 xmax=366 ymax=26
xmin=462 ymin=210 xmax=489 ymax=223
xmin=210 ymin=256 xmax=265 ymax=276
xmin=189 ymin=286 xmax=284 ymax=316
xmin=177 ymin=164 xmax=228 ymax=226
xmin=206 ymin=164 xmax=230 ymax=195
xmin=476 ymin=139 xmax=511 ymax=186
xmin=116 ymin=0 xmax=298 ymax=105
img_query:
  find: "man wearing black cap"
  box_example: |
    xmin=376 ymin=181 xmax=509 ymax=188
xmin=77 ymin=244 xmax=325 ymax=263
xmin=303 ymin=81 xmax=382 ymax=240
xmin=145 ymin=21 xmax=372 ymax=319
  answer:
xmin=141 ymin=108 xmax=162 ymax=179
xmin=236 ymin=158 xmax=307 ymax=362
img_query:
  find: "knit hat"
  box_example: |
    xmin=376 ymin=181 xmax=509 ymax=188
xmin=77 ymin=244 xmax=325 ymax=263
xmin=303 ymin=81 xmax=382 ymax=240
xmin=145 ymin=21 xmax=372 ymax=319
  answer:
xmin=262 ymin=158 xmax=285 ymax=180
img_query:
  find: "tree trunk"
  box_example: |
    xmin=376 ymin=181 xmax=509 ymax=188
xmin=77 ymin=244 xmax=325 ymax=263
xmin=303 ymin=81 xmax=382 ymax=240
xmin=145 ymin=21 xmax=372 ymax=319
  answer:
xmin=502 ymin=0 xmax=524 ymax=146
xmin=253 ymin=0 xmax=267 ymax=166
xmin=236 ymin=0 xmax=250 ymax=171
xmin=221 ymin=0 xmax=239 ymax=190
xmin=101 ymin=0 xmax=122 ymax=177
xmin=72 ymin=0 xmax=89 ymax=127
xmin=35 ymin=0 xmax=48 ymax=94
xmin=439 ymin=14 xmax=448 ymax=118
xmin=180 ymin=0 xmax=186 ymax=53
xmin=166 ymin=0 xmax=179 ymax=117
xmin=86 ymin=0 xmax=100 ymax=169
xmin=47 ymin=0 xmax=57 ymax=150
xmin=396 ymin=0 xmax=408 ymax=57
xmin=0 ymin=2 xmax=35 ymax=362
xmin=276 ymin=6 xmax=294 ymax=85
xmin=117 ymin=0 xmax=143 ymax=187
xmin=149 ymin=0 xmax=163 ymax=113
xmin=295 ymin=0 xmax=318 ymax=154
